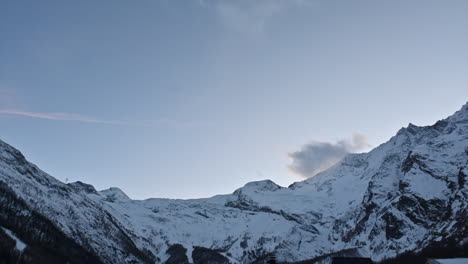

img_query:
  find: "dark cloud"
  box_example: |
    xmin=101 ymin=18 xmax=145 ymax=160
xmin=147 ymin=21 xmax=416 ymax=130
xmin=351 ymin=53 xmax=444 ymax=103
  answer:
xmin=288 ymin=133 xmax=369 ymax=178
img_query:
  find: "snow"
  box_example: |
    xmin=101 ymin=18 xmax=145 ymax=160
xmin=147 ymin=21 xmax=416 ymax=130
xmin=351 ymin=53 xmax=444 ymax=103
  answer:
xmin=99 ymin=187 xmax=131 ymax=202
xmin=1 ymin=227 xmax=27 ymax=252
xmin=431 ymin=259 xmax=468 ymax=264
xmin=405 ymin=169 xmax=449 ymax=200
xmin=0 ymin=102 xmax=466 ymax=263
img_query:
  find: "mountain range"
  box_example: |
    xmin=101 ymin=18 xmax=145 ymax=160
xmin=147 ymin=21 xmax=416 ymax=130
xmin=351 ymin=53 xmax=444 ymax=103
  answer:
xmin=1 ymin=103 xmax=467 ymax=264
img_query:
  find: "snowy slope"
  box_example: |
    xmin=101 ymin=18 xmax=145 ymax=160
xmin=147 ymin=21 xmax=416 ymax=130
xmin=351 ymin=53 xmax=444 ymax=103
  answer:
xmin=1 ymin=227 xmax=27 ymax=252
xmin=0 ymin=141 xmax=156 ymax=263
xmin=0 ymin=103 xmax=467 ymax=263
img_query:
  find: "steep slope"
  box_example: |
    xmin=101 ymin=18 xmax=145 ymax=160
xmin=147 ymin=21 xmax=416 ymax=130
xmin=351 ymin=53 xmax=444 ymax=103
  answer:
xmin=0 ymin=103 xmax=467 ymax=263
xmin=0 ymin=140 xmax=156 ymax=263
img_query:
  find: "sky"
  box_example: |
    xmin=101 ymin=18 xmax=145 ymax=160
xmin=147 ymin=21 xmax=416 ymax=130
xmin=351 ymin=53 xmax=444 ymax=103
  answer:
xmin=0 ymin=0 xmax=467 ymax=199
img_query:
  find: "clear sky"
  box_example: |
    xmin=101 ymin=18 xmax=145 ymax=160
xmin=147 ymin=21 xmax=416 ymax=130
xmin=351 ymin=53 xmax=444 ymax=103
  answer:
xmin=1 ymin=0 xmax=467 ymax=199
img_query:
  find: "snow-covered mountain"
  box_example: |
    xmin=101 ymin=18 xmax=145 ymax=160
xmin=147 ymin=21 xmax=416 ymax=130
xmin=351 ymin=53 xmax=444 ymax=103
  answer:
xmin=1 ymin=103 xmax=467 ymax=264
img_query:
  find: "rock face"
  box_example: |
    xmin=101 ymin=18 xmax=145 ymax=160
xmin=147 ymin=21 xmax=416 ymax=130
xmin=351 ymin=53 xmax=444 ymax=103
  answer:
xmin=0 ymin=103 xmax=467 ymax=264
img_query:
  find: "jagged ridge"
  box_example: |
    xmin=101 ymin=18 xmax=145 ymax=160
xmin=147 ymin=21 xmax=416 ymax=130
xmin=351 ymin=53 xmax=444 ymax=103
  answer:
xmin=0 ymin=103 xmax=467 ymax=263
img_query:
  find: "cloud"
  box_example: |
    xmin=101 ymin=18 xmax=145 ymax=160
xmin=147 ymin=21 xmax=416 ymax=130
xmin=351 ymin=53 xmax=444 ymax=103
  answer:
xmin=0 ymin=109 xmax=212 ymax=128
xmin=0 ymin=110 xmax=128 ymax=125
xmin=288 ymin=133 xmax=370 ymax=178
xmin=200 ymin=0 xmax=318 ymax=34
xmin=146 ymin=119 xmax=214 ymax=128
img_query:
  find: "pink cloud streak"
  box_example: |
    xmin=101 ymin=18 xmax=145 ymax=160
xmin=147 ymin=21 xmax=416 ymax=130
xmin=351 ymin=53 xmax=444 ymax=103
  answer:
xmin=0 ymin=110 xmax=126 ymax=124
xmin=0 ymin=109 xmax=213 ymax=128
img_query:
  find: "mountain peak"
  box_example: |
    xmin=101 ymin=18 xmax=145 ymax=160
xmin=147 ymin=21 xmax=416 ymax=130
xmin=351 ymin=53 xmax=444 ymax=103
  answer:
xmin=235 ymin=179 xmax=282 ymax=194
xmin=451 ymin=101 xmax=468 ymax=120
xmin=0 ymin=103 xmax=467 ymax=263
xmin=68 ymin=181 xmax=98 ymax=195
xmin=99 ymin=187 xmax=130 ymax=202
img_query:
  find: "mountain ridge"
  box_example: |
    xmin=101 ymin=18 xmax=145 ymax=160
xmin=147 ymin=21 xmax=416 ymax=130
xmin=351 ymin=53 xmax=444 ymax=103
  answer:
xmin=0 ymin=102 xmax=467 ymax=263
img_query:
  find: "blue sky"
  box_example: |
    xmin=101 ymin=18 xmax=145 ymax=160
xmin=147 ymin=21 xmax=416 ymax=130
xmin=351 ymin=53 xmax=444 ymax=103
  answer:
xmin=1 ymin=0 xmax=467 ymax=199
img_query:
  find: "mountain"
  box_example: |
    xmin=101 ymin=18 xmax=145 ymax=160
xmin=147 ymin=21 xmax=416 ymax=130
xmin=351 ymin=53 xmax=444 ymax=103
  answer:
xmin=0 ymin=103 xmax=467 ymax=264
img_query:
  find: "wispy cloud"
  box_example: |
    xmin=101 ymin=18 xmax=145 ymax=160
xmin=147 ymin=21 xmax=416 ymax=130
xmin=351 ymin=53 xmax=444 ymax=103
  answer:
xmin=200 ymin=0 xmax=318 ymax=34
xmin=146 ymin=119 xmax=213 ymax=128
xmin=288 ymin=133 xmax=371 ymax=178
xmin=0 ymin=109 xmax=212 ymax=128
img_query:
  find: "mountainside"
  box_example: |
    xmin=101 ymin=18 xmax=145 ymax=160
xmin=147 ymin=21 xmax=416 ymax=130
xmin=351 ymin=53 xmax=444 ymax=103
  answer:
xmin=0 ymin=103 xmax=467 ymax=264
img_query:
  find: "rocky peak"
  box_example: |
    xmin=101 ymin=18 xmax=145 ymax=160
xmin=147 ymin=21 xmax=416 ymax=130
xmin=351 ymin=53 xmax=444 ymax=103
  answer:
xmin=68 ymin=181 xmax=98 ymax=195
xmin=0 ymin=103 xmax=467 ymax=264
xmin=99 ymin=187 xmax=131 ymax=202
xmin=233 ymin=179 xmax=282 ymax=195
